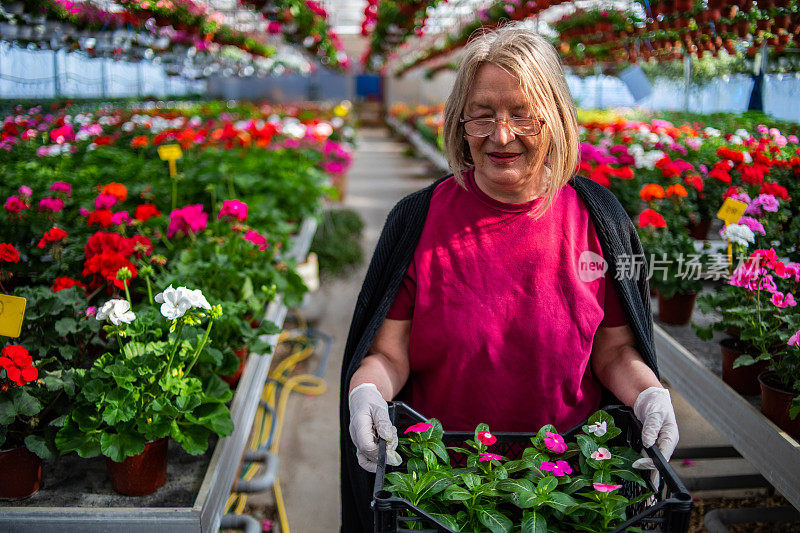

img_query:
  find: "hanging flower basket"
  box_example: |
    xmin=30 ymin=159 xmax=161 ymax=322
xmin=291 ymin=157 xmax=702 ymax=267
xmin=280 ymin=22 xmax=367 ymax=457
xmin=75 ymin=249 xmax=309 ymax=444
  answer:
xmin=0 ymin=446 xmax=42 ymax=500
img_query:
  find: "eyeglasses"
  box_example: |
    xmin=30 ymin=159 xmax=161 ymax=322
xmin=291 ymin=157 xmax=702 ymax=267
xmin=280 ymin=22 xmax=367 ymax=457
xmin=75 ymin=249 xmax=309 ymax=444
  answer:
xmin=460 ymin=116 xmax=546 ymax=137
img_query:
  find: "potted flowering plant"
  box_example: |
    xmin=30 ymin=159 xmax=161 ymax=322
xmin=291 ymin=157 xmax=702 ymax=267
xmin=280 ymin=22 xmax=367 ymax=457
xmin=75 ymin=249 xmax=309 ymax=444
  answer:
xmin=382 ymin=409 xmax=652 ymax=532
xmin=762 ymin=328 xmax=800 ymax=438
xmin=55 ymin=277 xmax=234 ymax=496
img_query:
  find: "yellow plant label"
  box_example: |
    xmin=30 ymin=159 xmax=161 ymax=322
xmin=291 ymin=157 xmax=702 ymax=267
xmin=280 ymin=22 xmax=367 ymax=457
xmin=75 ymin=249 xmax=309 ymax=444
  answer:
xmin=717 ymin=198 xmax=747 ymax=226
xmin=0 ymin=294 xmax=26 ymax=338
xmin=157 ymin=144 xmax=183 ymax=177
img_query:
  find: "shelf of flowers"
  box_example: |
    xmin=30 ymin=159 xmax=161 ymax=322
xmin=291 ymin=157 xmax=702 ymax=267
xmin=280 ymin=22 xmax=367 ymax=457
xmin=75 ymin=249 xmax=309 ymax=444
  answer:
xmin=0 ymin=100 xmax=353 ymax=530
xmin=386 ymin=103 xmax=800 ymax=507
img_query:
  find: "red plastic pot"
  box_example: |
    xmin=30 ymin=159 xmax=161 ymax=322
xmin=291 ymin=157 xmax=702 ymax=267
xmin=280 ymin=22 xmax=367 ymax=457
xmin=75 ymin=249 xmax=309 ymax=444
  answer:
xmin=222 ymin=346 xmax=249 ymax=387
xmin=105 ymin=438 xmax=168 ymax=496
xmin=759 ymin=371 xmax=800 ymax=440
xmin=0 ymin=446 xmax=42 ymax=499
xmin=657 ymin=292 xmax=697 ymax=325
xmin=719 ymin=338 xmax=769 ymax=395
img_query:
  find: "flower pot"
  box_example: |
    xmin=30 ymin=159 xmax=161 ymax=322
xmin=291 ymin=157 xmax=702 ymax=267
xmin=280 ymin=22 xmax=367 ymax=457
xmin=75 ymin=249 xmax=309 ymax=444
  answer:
xmin=657 ymin=292 xmax=697 ymax=325
xmin=759 ymin=371 xmax=800 ymax=439
xmin=105 ymin=438 xmax=168 ymax=496
xmin=222 ymin=345 xmax=249 ymax=387
xmin=0 ymin=446 xmax=42 ymax=499
xmin=719 ymin=338 xmax=769 ymax=395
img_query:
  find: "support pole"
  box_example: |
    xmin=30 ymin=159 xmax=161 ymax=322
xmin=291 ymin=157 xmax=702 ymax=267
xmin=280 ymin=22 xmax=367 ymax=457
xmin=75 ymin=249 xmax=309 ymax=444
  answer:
xmin=594 ymin=64 xmax=602 ymax=109
xmin=53 ymin=49 xmax=60 ymax=98
xmin=136 ymin=62 xmax=143 ymax=97
xmin=101 ymin=58 xmax=107 ymax=98
xmin=683 ymin=52 xmax=691 ymax=112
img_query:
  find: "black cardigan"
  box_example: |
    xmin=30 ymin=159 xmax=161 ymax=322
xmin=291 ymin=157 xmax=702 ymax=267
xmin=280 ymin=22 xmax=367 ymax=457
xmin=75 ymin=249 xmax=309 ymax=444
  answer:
xmin=339 ymin=175 xmax=657 ymax=533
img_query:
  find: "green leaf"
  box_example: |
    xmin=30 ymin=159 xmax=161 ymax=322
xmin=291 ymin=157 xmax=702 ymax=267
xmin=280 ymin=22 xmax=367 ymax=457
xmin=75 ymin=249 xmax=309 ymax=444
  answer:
xmin=100 ymin=430 xmax=147 ymax=463
xmin=442 ymin=484 xmax=471 ymax=501
xmin=496 ymin=478 xmax=536 ymax=494
xmin=477 ymin=508 xmax=513 ymax=533
xmin=406 ymin=458 xmax=426 ymax=476
xmin=521 ymin=510 xmax=548 ymax=533
xmin=733 ymin=354 xmax=757 ymax=368
xmin=542 ymin=491 xmax=579 ymax=514
xmin=385 ymin=472 xmax=414 ymax=495
xmin=536 ymin=476 xmax=558 ymax=495
xmin=576 ymin=434 xmax=599 ymax=458
xmin=461 ymin=472 xmax=482 ymax=490
xmin=0 ymin=401 xmax=15 ymax=425
xmin=428 ymin=512 xmax=459 ymax=531
xmin=429 ymin=440 xmax=449 ymax=464
xmin=563 ymin=477 xmax=592 ymax=494
xmin=172 ymin=423 xmax=210 ymax=455
xmin=54 ymin=317 xmax=79 ymax=337
xmin=191 ymin=403 xmax=234 ymax=436
xmin=25 ymin=434 xmax=57 ymax=460
xmin=513 ymin=490 xmax=541 ymax=509
xmin=610 ymin=468 xmax=647 ymax=487
xmin=55 ymin=419 xmax=101 ymax=458
xmin=415 ymin=472 xmax=453 ymax=502
xmin=13 ymin=390 xmax=43 ymax=417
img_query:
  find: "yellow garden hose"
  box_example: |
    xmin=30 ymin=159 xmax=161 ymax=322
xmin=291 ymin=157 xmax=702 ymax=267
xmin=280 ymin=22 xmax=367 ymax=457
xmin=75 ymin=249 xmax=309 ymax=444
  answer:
xmin=224 ymin=324 xmax=328 ymax=533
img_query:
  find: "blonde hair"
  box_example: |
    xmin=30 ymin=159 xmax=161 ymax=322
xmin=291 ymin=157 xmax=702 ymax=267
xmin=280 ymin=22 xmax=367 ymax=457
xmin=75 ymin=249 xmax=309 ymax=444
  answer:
xmin=443 ymin=22 xmax=579 ymax=217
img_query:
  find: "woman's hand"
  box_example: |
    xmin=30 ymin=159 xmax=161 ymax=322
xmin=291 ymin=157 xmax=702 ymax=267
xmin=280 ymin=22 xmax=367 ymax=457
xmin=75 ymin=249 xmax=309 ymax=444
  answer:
xmin=348 ymin=318 xmax=411 ymax=472
xmin=632 ymin=387 xmax=679 ymax=467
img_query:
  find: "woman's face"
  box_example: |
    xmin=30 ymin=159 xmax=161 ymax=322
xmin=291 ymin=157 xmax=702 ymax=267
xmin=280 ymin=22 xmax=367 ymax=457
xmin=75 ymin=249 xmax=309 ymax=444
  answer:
xmin=463 ymin=63 xmax=548 ymax=203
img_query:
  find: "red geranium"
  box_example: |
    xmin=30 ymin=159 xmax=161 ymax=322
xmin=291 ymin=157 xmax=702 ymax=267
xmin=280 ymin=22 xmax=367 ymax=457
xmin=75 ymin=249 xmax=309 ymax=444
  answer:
xmin=709 ymin=161 xmax=732 ymax=184
xmin=0 ymin=243 xmax=20 ymax=263
xmin=760 ymin=182 xmax=790 ymax=200
xmin=52 ymin=276 xmax=86 ymax=293
xmin=0 ymin=345 xmax=38 ymax=386
xmin=37 ymin=227 xmax=68 ymax=248
xmin=82 ymin=231 xmax=148 ymax=290
xmin=716 ymin=147 xmax=745 ymax=164
xmin=87 ymin=209 xmax=113 ymax=228
xmin=637 ymin=209 xmax=667 ymax=229
xmin=134 ymin=203 xmax=161 ymax=222
xmin=684 ymin=173 xmax=703 ymax=192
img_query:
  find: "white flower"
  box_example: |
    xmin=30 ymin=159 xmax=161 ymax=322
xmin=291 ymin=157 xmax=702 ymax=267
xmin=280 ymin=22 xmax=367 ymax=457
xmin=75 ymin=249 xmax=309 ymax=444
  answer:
xmin=742 ymin=152 xmax=753 ymax=164
xmin=96 ymin=299 xmax=136 ymax=325
xmin=729 ymin=135 xmax=743 ymax=145
xmin=704 ymin=127 xmax=721 ymax=136
xmin=587 ymin=421 xmax=607 ymax=437
xmin=591 ymin=447 xmax=612 ymax=460
xmin=155 ymin=285 xmax=193 ymax=320
xmin=185 ymin=288 xmax=211 ymax=310
xmin=721 ymin=224 xmax=755 ymax=247
xmin=735 ymin=128 xmax=751 ymax=139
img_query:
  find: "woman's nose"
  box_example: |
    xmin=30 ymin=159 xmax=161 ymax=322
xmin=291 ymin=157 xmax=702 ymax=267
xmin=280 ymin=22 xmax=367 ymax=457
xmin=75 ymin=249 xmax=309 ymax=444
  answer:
xmin=489 ymin=118 xmax=515 ymax=145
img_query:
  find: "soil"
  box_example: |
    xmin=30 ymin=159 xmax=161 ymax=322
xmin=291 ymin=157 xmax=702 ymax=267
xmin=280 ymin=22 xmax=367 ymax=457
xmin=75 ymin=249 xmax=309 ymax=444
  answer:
xmin=690 ymin=494 xmax=800 ymax=532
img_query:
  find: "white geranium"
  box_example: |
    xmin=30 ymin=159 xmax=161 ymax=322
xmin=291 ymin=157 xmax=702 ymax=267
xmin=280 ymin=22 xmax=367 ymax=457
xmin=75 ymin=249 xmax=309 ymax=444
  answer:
xmin=721 ymin=224 xmax=755 ymax=247
xmin=735 ymin=128 xmax=751 ymax=139
xmin=96 ymin=299 xmax=136 ymax=325
xmin=155 ymin=285 xmax=193 ymax=320
xmin=186 ymin=288 xmax=211 ymax=310
xmin=743 ymin=151 xmax=753 ymax=164
xmin=729 ymin=135 xmax=744 ymax=145
xmin=704 ymin=127 xmax=721 ymax=137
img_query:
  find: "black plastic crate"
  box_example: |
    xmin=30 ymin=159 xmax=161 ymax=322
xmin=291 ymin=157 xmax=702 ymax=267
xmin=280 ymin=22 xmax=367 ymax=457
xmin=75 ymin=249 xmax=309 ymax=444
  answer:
xmin=373 ymin=402 xmax=692 ymax=532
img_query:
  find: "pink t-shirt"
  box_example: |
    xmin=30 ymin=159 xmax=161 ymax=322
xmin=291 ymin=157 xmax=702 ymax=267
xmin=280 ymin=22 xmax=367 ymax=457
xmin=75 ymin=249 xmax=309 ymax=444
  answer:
xmin=386 ymin=169 xmax=626 ymax=433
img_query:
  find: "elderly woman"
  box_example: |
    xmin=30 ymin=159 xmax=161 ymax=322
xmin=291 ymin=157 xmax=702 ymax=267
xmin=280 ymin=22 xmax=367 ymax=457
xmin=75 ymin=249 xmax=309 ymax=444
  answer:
xmin=340 ymin=23 xmax=678 ymax=532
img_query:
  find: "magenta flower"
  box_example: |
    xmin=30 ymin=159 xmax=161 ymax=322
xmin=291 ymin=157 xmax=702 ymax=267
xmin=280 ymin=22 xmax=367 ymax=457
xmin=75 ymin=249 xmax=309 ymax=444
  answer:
xmin=771 ymin=292 xmax=796 ymax=308
xmin=94 ymin=193 xmax=118 ymax=210
xmin=244 ymin=230 xmax=269 ymax=251
xmin=476 ymin=430 xmax=497 ymax=446
xmin=4 ymin=195 xmax=28 ymax=214
xmin=38 ymin=197 xmax=64 ymax=213
xmin=590 ymin=447 xmax=611 ymax=460
xmin=111 ymin=211 xmax=131 ymax=225
xmin=404 ymin=422 xmax=433 ymax=434
xmin=594 ymin=483 xmax=623 ymax=492
xmin=218 ymin=199 xmax=248 ymax=221
xmin=479 ymin=453 xmax=502 ymax=462
xmin=50 ymin=181 xmax=71 ymax=195
xmin=788 ymin=135 xmax=799 ymax=144
xmin=737 ymin=216 xmax=766 ymax=236
xmin=757 ymin=124 xmax=769 ymax=135
xmin=18 ymin=185 xmax=32 ymax=197
xmin=788 ymin=329 xmax=800 ymax=347
xmin=78 ymin=208 xmax=90 ymax=217
xmin=85 ymin=306 xmax=96 ymax=317
xmin=544 ymin=432 xmax=567 ymax=453
xmin=167 ymin=204 xmax=209 ymax=238
xmin=540 ymin=460 xmax=572 ymax=477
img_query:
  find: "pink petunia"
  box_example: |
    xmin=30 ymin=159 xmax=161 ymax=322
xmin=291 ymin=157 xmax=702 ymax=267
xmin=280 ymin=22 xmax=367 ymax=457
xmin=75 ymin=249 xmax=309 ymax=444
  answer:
xmin=788 ymin=329 xmax=800 ymax=347
xmin=476 ymin=430 xmax=497 ymax=446
xmin=593 ymin=483 xmax=623 ymax=492
xmin=540 ymin=460 xmax=572 ymax=477
xmin=590 ymin=447 xmax=611 ymax=460
xmin=544 ymin=432 xmax=567 ymax=453
xmin=244 ymin=230 xmax=269 ymax=251
xmin=218 ymin=199 xmax=248 ymax=221
xmin=478 ymin=453 xmax=502 ymax=462
xmin=404 ymin=422 xmax=433 ymax=434
xmin=94 ymin=194 xmax=118 ymax=210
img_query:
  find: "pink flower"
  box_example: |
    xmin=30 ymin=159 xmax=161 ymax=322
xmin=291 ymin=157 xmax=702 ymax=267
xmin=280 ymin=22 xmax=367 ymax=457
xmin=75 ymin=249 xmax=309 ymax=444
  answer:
xmin=85 ymin=306 xmax=96 ymax=317
xmin=244 ymin=230 xmax=269 ymax=251
xmin=218 ymin=199 xmax=248 ymax=221
xmin=479 ymin=453 xmax=502 ymax=462
xmin=4 ymin=195 xmax=28 ymax=213
xmin=404 ymin=422 xmax=433 ymax=434
xmin=476 ymin=430 xmax=497 ymax=446
xmin=788 ymin=135 xmax=799 ymax=144
xmin=788 ymin=329 xmax=800 ymax=347
xmin=49 ymin=181 xmax=71 ymax=195
xmin=590 ymin=447 xmax=611 ymax=460
xmin=38 ymin=197 xmax=64 ymax=213
xmin=544 ymin=432 xmax=567 ymax=453
xmin=771 ymin=292 xmax=796 ymax=308
xmin=167 ymin=204 xmax=208 ymax=238
xmin=18 ymin=185 xmax=32 ymax=197
xmin=737 ymin=216 xmax=766 ymax=236
xmin=78 ymin=208 xmax=90 ymax=217
xmin=540 ymin=460 xmax=572 ymax=477
xmin=757 ymin=124 xmax=769 ymax=135
xmin=94 ymin=194 xmax=118 ymax=210
xmin=111 ymin=211 xmax=131 ymax=225
xmin=593 ymin=483 xmax=623 ymax=492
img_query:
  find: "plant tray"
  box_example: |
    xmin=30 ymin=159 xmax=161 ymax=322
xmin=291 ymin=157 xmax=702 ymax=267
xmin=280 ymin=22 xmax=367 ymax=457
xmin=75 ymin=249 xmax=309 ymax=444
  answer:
xmin=373 ymin=403 xmax=692 ymax=533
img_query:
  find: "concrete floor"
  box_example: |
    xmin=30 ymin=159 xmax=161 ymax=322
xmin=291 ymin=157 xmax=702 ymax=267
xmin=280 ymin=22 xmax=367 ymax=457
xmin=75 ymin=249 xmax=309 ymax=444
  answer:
xmin=269 ymin=127 xmax=760 ymax=533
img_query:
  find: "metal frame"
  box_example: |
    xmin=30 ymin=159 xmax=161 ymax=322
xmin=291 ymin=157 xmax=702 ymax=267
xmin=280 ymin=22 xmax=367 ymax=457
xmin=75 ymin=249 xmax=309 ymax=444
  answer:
xmin=0 ymin=218 xmax=318 ymax=532
xmin=385 ymin=115 xmax=449 ymax=173
xmin=654 ymin=324 xmax=800 ymax=510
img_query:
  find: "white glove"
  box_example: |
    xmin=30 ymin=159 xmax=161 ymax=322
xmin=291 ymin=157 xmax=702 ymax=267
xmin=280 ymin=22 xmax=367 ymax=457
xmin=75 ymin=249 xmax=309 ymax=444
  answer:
xmin=632 ymin=387 xmax=679 ymax=476
xmin=348 ymin=383 xmax=402 ymax=472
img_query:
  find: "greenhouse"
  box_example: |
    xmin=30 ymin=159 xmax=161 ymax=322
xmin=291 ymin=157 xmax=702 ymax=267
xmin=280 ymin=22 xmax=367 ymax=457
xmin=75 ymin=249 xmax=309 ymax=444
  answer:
xmin=0 ymin=0 xmax=799 ymax=532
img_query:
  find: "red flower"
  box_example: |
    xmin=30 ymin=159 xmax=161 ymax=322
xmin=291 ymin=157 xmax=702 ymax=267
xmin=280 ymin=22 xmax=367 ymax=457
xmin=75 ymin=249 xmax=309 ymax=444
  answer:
xmin=639 ymin=184 xmax=665 ymax=202
xmin=0 ymin=345 xmax=37 ymax=386
xmin=740 ymin=164 xmax=766 ymax=185
xmin=709 ymin=161 xmax=732 ymax=184
xmin=87 ymin=209 xmax=113 ymax=228
xmin=0 ymin=243 xmax=20 ymax=263
xmin=609 ymin=166 xmax=634 ymax=180
xmin=637 ymin=209 xmax=667 ymax=229
xmin=101 ymin=183 xmax=128 ymax=202
xmin=37 ymin=227 xmax=68 ymax=248
xmin=131 ymin=135 xmax=149 ymax=148
xmin=716 ymin=147 xmax=745 ymax=164
xmin=685 ymin=174 xmax=703 ymax=192
xmin=760 ymin=182 xmax=790 ymax=200
xmin=134 ymin=203 xmax=161 ymax=222
xmin=52 ymin=276 xmax=86 ymax=293
xmin=128 ymin=235 xmax=153 ymax=257
xmin=722 ymin=186 xmax=741 ymax=199
xmin=82 ymin=250 xmax=138 ymax=290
